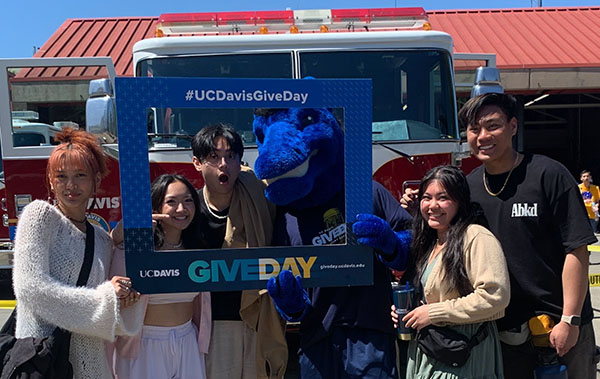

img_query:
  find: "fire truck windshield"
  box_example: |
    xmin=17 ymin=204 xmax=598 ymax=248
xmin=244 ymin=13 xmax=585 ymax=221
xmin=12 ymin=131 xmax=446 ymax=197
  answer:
xmin=300 ymin=50 xmax=456 ymax=141
xmin=137 ymin=49 xmax=456 ymax=148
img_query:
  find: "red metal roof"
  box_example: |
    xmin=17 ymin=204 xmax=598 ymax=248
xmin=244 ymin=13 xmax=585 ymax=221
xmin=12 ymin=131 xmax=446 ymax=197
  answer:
xmin=429 ymin=7 xmax=600 ymax=69
xmin=27 ymin=7 xmax=600 ymax=78
xmin=29 ymin=17 xmax=157 ymax=78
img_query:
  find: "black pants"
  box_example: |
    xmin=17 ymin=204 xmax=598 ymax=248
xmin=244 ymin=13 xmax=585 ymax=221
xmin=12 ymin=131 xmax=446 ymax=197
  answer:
xmin=501 ymin=322 xmax=598 ymax=379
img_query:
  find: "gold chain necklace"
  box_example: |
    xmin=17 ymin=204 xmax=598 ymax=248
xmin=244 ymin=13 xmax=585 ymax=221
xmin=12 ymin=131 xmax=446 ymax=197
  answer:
xmin=483 ymin=154 xmax=520 ymax=197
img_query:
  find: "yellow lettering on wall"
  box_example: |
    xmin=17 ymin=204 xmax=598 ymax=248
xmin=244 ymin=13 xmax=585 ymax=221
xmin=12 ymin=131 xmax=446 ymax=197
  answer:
xmin=589 ymin=273 xmax=600 ymax=287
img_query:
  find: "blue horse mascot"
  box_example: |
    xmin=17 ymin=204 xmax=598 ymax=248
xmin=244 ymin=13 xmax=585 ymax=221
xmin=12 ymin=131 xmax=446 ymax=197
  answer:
xmin=253 ymin=107 xmax=412 ymax=378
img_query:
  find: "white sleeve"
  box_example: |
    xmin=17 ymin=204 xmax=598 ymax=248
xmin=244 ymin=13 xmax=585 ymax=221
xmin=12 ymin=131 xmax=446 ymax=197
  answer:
xmin=13 ymin=201 xmax=121 ymax=340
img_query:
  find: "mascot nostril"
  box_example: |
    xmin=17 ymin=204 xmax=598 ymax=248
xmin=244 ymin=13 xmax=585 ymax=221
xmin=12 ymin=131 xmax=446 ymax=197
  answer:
xmin=254 ymin=106 xmax=413 ymax=378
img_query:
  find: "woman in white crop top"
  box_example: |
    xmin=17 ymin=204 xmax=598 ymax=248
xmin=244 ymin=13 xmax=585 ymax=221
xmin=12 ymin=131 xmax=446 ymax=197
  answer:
xmin=109 ymin=174 xmax=209 ymax=379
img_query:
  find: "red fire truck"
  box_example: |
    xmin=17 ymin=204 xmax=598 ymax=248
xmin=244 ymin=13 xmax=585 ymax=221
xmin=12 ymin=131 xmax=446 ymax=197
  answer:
xmin=0 ymin=7 xmax=501 ymax=276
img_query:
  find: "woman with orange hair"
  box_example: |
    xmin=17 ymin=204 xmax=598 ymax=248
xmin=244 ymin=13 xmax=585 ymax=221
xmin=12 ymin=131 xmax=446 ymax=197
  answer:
xmin=12 ymin=128 xmax=141 ymax=379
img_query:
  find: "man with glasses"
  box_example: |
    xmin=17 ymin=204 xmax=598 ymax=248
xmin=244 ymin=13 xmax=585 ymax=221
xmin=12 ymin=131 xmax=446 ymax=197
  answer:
xmin=192 ymin=123 xmax=288 ymax=379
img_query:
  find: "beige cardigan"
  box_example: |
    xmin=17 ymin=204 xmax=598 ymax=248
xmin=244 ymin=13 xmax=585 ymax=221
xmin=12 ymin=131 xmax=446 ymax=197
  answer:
xmin=425 ymin=224 xmax=511 ymax=326
xmin=224 ymin=167 xmax=288 ymax=379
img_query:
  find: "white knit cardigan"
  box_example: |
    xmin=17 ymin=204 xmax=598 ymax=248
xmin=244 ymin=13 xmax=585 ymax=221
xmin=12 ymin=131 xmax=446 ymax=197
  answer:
xmin=13 ymin=200 xmax=141 ymax=379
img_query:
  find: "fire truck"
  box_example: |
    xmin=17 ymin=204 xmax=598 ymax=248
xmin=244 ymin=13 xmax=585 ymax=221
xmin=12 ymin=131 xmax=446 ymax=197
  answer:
xmin=11 ymin=111 xmax=68 ymax=147
xmin=0 ymin=7 xmax=501 ymax=276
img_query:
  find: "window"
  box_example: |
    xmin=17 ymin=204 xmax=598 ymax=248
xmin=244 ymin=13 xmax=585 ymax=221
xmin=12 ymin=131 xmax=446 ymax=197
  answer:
xmin=13 ymin=132 xmax=47 ymax=147
xmin=137 ymin=53 xmax=293 ymax=147
xmin=299 ymin=50 xmax=456 ymax=141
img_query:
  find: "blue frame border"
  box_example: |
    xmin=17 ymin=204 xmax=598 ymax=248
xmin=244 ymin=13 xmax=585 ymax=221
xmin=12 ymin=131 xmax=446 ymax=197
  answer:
xmin=115 ymin=77 xmax=373 ymax=293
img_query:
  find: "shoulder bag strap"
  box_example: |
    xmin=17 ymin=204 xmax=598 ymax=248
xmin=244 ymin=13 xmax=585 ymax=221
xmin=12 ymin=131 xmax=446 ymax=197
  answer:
xmin=76 ymin=221 xmax=95 ymax=287
xmin=51 ymin=221 xmax=95 ymax=342
xmin=468 ymin=322 xmax=490 ymax=348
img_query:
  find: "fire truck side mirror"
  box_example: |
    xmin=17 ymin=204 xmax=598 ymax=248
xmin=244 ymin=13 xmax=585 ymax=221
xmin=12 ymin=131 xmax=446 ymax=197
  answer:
xmin=86 ymin=79 xmax=117 ymax=142
xmin=470 ymin=67 xmax=503 ymax=98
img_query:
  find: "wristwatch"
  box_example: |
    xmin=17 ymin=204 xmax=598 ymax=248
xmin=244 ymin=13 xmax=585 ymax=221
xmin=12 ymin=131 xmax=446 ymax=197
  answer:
xmin=560 ymin=315 xmax=581 ymax=326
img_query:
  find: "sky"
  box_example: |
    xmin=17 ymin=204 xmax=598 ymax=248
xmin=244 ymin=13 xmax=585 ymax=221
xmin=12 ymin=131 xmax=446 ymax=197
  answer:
xmin=1 ymin=0 xmax=597 ymax=58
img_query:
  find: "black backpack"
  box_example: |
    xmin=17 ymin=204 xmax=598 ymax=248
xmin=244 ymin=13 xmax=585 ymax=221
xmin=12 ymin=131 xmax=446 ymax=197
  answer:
xmin=0 ymin=222 xmax=94 ymax=379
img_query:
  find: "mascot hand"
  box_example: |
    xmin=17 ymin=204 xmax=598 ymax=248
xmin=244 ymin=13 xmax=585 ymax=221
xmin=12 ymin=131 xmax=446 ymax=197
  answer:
xmin=353 ymin=213 xmax=399 ymax=256
xmin=353 ymin=213 xmax=411 ymax=271
xmin=267 ymin=270 xmax=310 ymax=321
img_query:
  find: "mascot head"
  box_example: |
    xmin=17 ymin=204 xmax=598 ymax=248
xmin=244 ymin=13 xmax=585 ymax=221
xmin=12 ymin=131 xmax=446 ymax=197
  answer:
xmin=253 ymin=107 xmax=344 ymax=209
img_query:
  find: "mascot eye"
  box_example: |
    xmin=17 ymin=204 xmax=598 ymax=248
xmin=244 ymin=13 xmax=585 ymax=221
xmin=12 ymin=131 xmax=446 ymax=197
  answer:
xmin=301 ymin=114 xmax=317 ymax=129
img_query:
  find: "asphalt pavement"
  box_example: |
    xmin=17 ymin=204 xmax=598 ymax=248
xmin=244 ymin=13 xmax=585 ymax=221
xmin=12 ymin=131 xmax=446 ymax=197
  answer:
xmin=1 ymin=243 xmax=600 ymax=377
xmin=0 ymin=307 xmax=11 ymax=325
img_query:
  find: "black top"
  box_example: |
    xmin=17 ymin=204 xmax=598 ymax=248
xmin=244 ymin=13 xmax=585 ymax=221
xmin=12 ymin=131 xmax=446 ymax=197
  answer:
xmin=197 ymin=189 xmax=242 ymax=321
xmin=468 ymin=154 xmax=596 ymax=330
xmin=273 ymin=181 xmax=412 ymax=349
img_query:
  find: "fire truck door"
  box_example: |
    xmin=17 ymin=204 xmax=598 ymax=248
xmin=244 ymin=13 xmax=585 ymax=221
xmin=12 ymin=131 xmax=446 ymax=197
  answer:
xmin=0 ymin=57 xmax=115 ymax=269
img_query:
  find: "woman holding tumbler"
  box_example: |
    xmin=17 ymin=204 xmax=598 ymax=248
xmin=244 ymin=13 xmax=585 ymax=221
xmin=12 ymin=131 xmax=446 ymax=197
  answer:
xmin=392 ymin=165 xmax=510 ymax=378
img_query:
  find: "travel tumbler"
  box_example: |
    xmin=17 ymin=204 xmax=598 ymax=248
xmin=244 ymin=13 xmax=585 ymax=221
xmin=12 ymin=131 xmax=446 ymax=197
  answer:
xmin=392 ymin=282 xmax=415 ymax=340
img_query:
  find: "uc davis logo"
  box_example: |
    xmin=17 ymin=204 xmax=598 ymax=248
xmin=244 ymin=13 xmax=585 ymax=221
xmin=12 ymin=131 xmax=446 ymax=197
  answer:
xmin=86 ymin=213 xmax=110 ymax=232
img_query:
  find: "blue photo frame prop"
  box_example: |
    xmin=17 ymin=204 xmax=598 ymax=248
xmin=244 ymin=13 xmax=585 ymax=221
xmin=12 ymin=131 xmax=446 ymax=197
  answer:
xmin=115 ymin=77 xmax=373 ymax=293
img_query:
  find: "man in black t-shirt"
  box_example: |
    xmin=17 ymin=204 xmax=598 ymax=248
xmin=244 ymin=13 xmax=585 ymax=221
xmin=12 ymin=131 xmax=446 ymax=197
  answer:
xmin=403 ymin=93 xmax=597 ymax=378
xmin=191 ymin=123 xmax=244 ymax=333
xmin=460 ymin=93 xmax=597 ymax=378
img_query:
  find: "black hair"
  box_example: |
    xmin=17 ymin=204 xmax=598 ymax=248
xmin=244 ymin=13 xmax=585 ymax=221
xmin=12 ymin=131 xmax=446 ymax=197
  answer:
xmin=581 ymin=169 xmax=591 ymax=177
xmin=191 ymin=123 xmax=243 ymax=162
xmin=405 ymin=165 xmax=488 ymax=297
xmin=458 ymin=93 xmax=517 ymax=130
xmin=151 ymin=174 xmax=205 ymax=250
